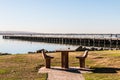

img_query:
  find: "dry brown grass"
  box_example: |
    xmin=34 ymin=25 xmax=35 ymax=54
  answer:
xmin=82 ymin=50 xmax=120 ymax=80
xmin=1 ymin=50 xmax=120 ymax=80
xmin=0 ymin=54 xmax=46 ymax=80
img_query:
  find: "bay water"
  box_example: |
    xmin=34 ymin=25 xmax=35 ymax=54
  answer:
xmin=0 ymin=35 xmax=78 ymax=54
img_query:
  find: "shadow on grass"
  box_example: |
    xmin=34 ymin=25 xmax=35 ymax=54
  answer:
xmin=91 ymin=67 xmax=120 ymax=73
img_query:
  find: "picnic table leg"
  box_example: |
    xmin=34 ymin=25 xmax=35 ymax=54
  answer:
xmin=61 ymin=51 xmax=69 ymax=68
xmin=80 ymin=58 xmax=85 ymax=68
xmin=46 ymin=59 xmax=51 ymax=68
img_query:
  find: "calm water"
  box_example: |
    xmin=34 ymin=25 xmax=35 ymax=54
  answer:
xmin=0 ymin=35 xmax=78 ymax=54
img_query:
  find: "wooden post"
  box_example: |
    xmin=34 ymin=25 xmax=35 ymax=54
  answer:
xmin=79 ymin=38 xmax=81 ymax=45
xmin=88 ymin=39 xmax=90 ymax=46
xmin=104 ymin=38 xmax=106 ymax=48
xmin=84 ymin=39 xmax=85 ymax=46
xmin=62 ymin=38 xmax=63 ymax=44
xmin=72 ymin=39 xmax=74 ymax=44
xmin=61 ymin=51 xmax=69 ymax=68
xmin=116 ymin=34 xmax=118 ymax=49
xmin=45 ymin=59 xmax=51 ymax=68
xmin=93 ymin=37 xmax=95 ymax=48
xmin=80 ymin=58 xmax=85 ymax=68
xmin=98 ymin=40 xmax=100 ymax=47
xmin=76 ymin=39 xmax=77 ymax=45
xmin=110 ymin=34 xmax=112 ymax=50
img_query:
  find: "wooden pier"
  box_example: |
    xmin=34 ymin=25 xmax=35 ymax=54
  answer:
xmin=3 ymin=34 xmax=120 ymax=49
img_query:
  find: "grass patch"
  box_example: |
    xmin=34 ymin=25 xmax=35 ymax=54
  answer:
xmin=83 ymin=73 xmax=120 ymax=80
xmin=0 ymin=69 xmax=10 ymax=74
xmin=82 ymin=50 xmax=120 ymax=80
xmin=0 ymin=54 xmax=46 ymax=80
xmin=1 ymin=50 xmax=120 ymax=80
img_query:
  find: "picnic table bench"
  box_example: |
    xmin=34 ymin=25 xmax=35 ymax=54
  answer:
xmin=42 ymin=51 xmax=54 ymax=68
xmin=76 ymin=50 xmax=88 ymax=68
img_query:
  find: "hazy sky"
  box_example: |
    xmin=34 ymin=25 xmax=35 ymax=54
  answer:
xmin=0 ymin=0 xmax=120 ymax=33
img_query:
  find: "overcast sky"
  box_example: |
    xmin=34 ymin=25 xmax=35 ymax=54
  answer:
xmin=0 ymin=0 xmax=120 ymax=33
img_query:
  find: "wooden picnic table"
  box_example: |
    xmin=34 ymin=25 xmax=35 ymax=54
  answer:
xmin=56 ymin=49 xmax=75 ymax=68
